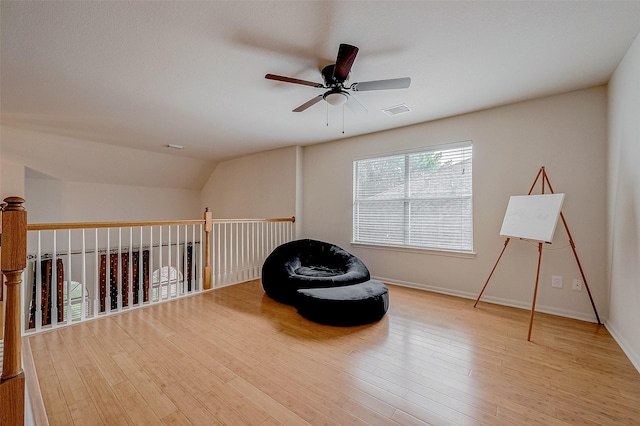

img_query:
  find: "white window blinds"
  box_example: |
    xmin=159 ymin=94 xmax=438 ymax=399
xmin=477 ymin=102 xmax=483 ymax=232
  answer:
xmin=353 ymin=142 xmax=473 ymax=252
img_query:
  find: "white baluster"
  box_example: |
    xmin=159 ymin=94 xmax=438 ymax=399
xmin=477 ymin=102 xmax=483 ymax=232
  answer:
xmin=199 ymin=223 xmax=204 ymax=291
xmin=35 ymin=231 xmax=42 ymax=332
xmin=167 ymin=225 xmax=172 ymax=299
xmin=106 ymin=229 xmax=111 ymax=314
xmin=51 ymin=230 xmax=58 ymax=328
xmin=149 ymin=226 xmax=154 ymax=303
xmin=128 ymin=227 xmax=133 ymax=308
xmin=138 ymin=227 xmax=143 ymax=305
xmin=93 ymin=228 xmax=99 ymax=317
xmin=117 ymin=227 xmax=122 ymax=311
xmin=158 ymin=226 xmax=164 ymax=301
xmin=216 ymin=223 xmax=221 ymax=286
xmin=181 ymin=225 xmax=185 ymax=295
xmin=66 ymin=229 xmax=72 ymax=323
xmin=81 ymin=229 xmax=87 ymax=321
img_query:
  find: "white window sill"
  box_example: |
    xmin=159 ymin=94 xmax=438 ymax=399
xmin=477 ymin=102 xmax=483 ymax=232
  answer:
xmin=350 ymin=242 xmax=476 ymax=259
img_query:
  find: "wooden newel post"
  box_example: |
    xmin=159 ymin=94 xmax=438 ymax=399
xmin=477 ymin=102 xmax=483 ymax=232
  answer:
xmin=1 ymin=197 xmax=27 ymax=426
xmin=0 ymin=202 xmax=5 ymax=306
xmin=2 ymin=197 xmax=27 ymax=380
xmin=203 ymin=208 xmax=212 ymax=290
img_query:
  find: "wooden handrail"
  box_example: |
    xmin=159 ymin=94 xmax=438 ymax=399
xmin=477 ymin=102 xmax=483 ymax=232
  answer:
xmin=210 ymin=216 xmax=296 ymax=224
xmin=26 ymin=219 xmax=204 ymax=231
xmin=25 ymin=216 xmax=295 ymax=231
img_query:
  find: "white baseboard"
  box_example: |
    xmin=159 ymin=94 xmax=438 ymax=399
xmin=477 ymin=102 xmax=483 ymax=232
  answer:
xmin=374 ymin=275 xmax=601 ymax=323
xmin=604 ymin=321 xmax=640 ymax=374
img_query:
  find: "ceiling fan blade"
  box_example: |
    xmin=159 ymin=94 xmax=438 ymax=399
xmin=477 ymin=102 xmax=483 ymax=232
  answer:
xmin=351 ymin=77 xmax=411 ymax=91
xmin=333 ymin=44 xmax=359 ymax=82
xmin=345 ymin=95 xmax=368 ymax=115
xmin=265 ymin=74 xmax=323 ymax=88
xmin=293 ymin=95 xmax=324 ymax=112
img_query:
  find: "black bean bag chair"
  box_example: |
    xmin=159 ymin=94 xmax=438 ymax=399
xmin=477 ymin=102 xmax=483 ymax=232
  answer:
xmin=261 ymin=239 xmax=370 ymax=305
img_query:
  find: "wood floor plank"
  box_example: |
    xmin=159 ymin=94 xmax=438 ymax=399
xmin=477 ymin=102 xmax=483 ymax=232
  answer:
xmin=227 ymin=376 xmax=312 ymax=425
xmin=160 ymin=410 xmax=193 ymax=426
xmin=200 ymin=387 xmax=269 ymax=425
xmin=111 ymin=380 xmax=165 ymax=425
xmin=247 ymin=359 xmax=370 ymax=426
xmin=373 ymin=366 xmax=499 ymax=422
xmin=45 ymin=333 xmax=94 ymax=408
xmin=78 ymin=335 xmax=128 ymax=388
xmin=27 ymin=280 xmax=640 ymax=426
xmin=67 ymin=396 xmax=104 ymax=426
xmin=232 ymin=364 xmax=336 ymax=425
xmin=76 ymin=364 xmax=134 ymax=425
xmin=110 ymin=350 xmax=178 ymax=418
xmin=37 ymin=374 xmax=74 ymax=425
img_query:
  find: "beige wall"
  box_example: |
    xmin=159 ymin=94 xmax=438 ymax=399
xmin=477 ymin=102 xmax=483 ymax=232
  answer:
xmin=1 ymin=158 xmax=25 ymax=200
xmin=0 ymin=125 xmax=214 ymax=190
xmin=25 ymin=178 xmax=201 ymax=223
xmin=607 ymin=32 xmax=640 ymax=371
xmin=200 ymin=146 xmax=300 ymax=223
xmin=1 ymin=125 xmax=207 ymax=222
xmin=302 ymin=87 xmax=608 ymax=322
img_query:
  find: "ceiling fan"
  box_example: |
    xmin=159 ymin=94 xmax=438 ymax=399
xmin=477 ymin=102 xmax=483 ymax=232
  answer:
xmin=265 ymin=44 xmax=411 ymax=114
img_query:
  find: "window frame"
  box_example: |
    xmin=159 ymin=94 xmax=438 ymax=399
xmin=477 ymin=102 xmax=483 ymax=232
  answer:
xmin=352 ymin=141 xmax=474 ymax=255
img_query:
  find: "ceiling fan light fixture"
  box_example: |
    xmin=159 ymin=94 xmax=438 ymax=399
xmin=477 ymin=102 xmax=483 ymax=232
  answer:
xmin=324 ymin=91 xmax=349 ymax=106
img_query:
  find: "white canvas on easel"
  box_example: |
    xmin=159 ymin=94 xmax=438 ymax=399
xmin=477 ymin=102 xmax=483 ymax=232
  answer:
xmin=499 ymin=193 xmax=565 ymax=243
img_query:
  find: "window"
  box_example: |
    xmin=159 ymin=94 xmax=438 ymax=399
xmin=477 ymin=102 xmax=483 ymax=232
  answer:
xmin=62 ymin=280 xmax=90 ymax=320
xmin=353 ymin=141 xmax=473 ymax=253
xmin=152 ymin=266 xmax=183 ymax=300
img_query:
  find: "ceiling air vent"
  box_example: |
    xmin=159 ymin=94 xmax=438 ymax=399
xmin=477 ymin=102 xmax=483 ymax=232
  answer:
xmin=382 ymin=104 xmax=412 ymax=116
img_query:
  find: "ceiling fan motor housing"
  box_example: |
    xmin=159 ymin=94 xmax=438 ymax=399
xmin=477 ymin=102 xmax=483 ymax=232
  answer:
xmin=322 ymin=64 xmax=344 ymax=87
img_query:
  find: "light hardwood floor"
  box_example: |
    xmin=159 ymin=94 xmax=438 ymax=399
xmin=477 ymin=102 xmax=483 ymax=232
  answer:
xmin=27 ymin=281 xmax=640 ymax=425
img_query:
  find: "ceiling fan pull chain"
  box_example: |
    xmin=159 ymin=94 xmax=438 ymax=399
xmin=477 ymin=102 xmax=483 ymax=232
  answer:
xmin=342 ymin=105 xmax=345 ymax=134
xmin=326 ymin=102 xmax=329 ymax=127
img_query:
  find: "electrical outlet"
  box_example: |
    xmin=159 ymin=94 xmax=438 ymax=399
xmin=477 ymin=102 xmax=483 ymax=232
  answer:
xmin=552 ymin=275 xmax=563 ymax=289
xmin=572 ymin=279 xmax=583 ymax=291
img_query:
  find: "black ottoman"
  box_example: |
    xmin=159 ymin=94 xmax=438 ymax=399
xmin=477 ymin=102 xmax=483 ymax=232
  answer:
xmin=294 ymin=280 xmax=389 ymax=326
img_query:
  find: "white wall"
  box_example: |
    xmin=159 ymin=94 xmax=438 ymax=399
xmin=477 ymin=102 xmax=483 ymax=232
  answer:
xmin=607 ymin=32 xmax=640 ymax=371
xmin=200 ymin=146 xmax=300 ymax=221
xmin=26 ymin=178 xmax=201 ymax=223
xmin=302 ymin=87 xmax=608 ymax=322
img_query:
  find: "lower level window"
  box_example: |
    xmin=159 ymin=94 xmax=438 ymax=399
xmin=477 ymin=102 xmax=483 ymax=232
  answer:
xmin=352 ymin=141 xmax=473 ymax=252
xmin=152 ymin=266 xmax=183 ymax=300
xmin=63 ymin=280 xmax=90 ymax=320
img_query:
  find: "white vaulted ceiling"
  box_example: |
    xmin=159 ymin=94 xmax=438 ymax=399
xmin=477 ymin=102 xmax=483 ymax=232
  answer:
xmin=2 ymin=1 xmax=640 ymax=186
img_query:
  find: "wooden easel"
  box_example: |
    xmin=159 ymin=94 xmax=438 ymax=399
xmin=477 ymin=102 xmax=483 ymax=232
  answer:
xmin=474 ymin=166 xmax=601 ymax=341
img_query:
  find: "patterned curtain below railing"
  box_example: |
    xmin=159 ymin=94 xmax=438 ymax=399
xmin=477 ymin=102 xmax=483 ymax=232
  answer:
xmin=23 ymin=215 xmax=295 ymax=334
